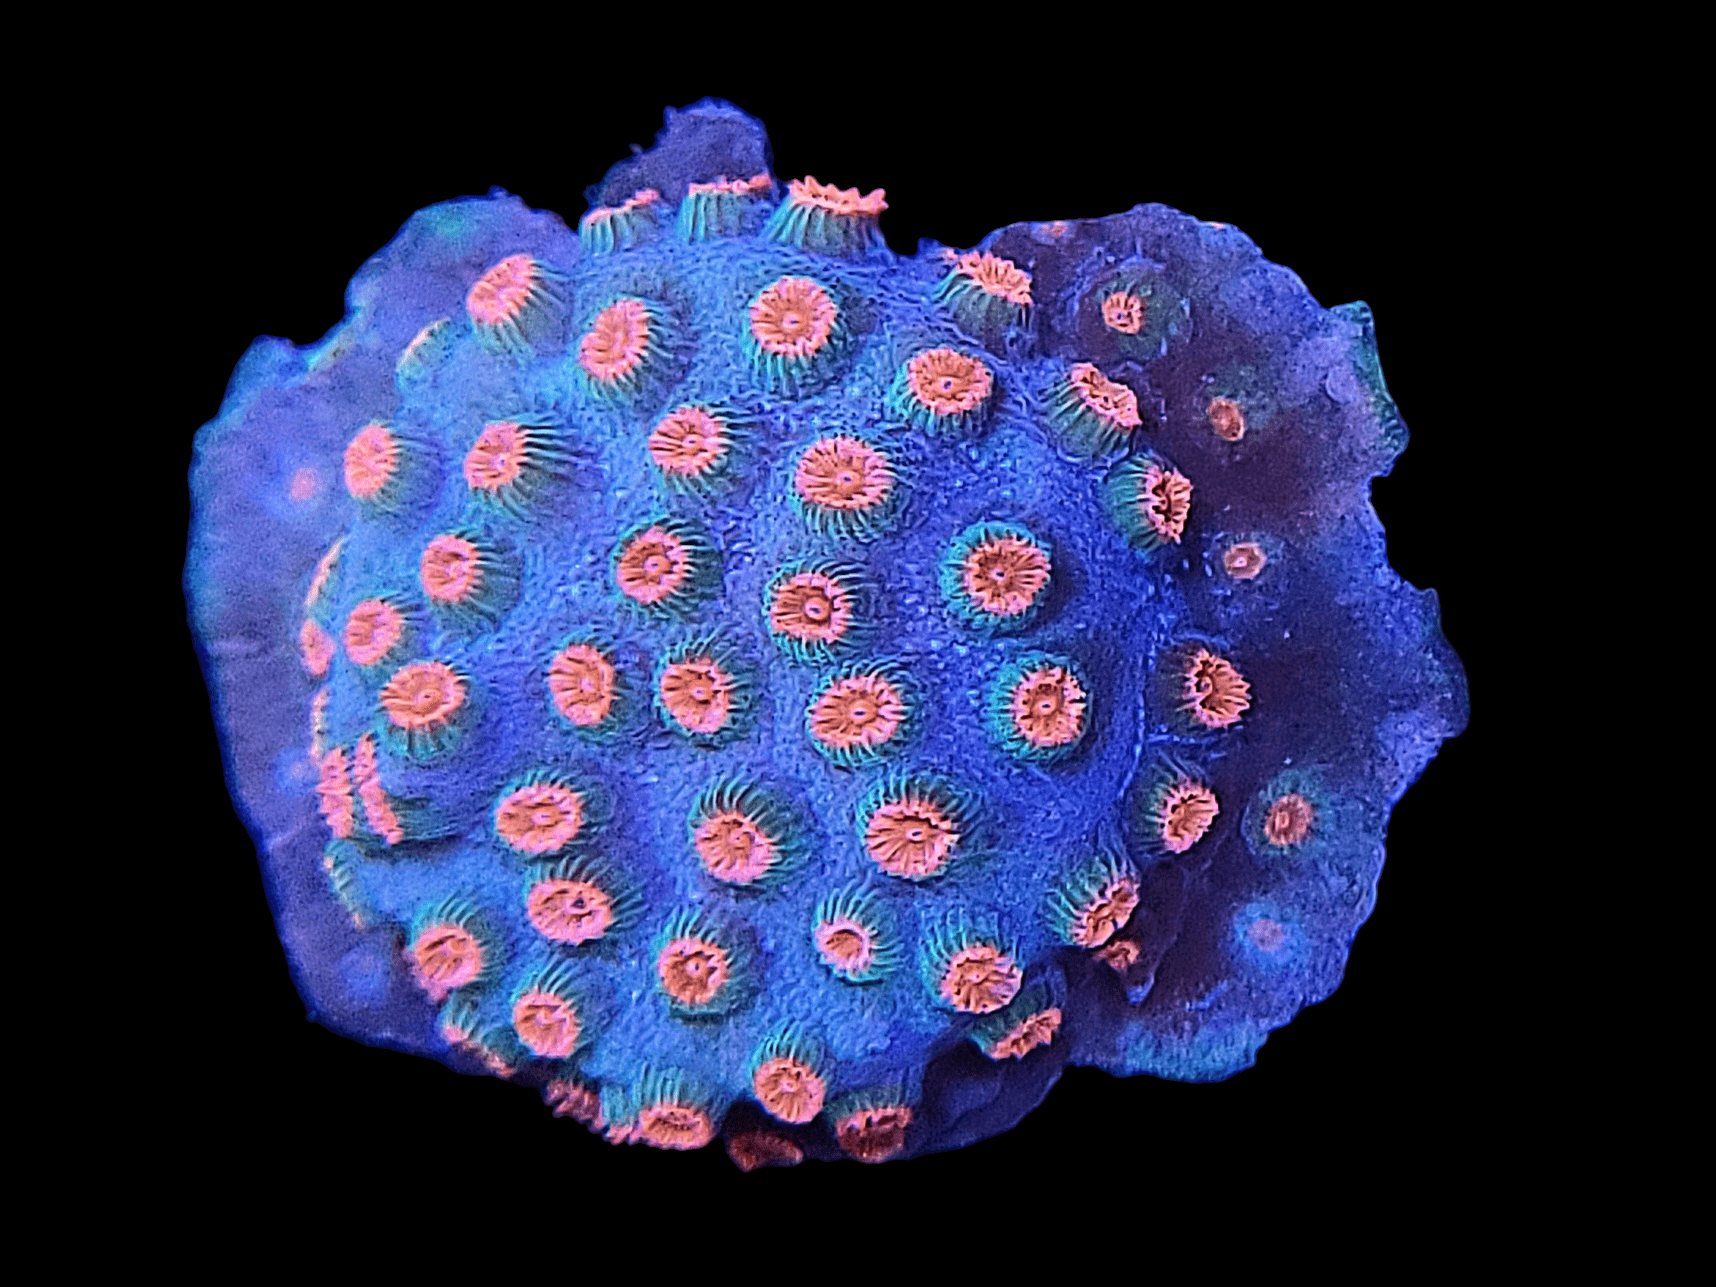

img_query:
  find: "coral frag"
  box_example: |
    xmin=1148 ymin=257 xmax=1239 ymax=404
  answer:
xmin=186 ymin=101 xmax=1466 ymax=1165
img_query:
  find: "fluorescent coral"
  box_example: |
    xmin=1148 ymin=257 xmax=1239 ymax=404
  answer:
xmin=186 ymin=100 xmax=1466 ymax=1167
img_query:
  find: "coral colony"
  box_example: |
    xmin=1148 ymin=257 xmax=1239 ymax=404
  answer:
xmin=186 ymin=101 xmax=1466 ymax=1166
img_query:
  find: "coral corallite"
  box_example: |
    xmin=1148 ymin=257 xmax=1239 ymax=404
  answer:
xmin=187 ymin=102 xmax=1466 ymax=1168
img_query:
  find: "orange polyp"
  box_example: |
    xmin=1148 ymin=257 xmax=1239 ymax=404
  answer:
xmin=657 ymin=936 xmax=731 ymax=1007
xmin=344 ymin=599 xmax=405 ymax=667
xmin=300 ymin=619 xmax=334 ymax=677
xmin=794 ymin=436 xmax=892 ymax=512
xmin=1223 ymin=542 xmax=1268 ymax=581
xmin=939 ymin=944 xmax=1023 ymax=1014
xmin=1010 ymin=665 xmax=1087 ymax=749
xmin=408 ymin=924 xmax=484 ymax=1001
xmin=904 ymin=348 xmax=993 ymax=415
xmin=788 ymin=175 xmax=887 ymax=217
xmin=987 ymin=1007 xmax=1063 ymax=1059
xmin=658 ymin=656 xmax=735 ymax=735
xmin=809 ymin=672 xmax=906 ymax=752
xmin=315 ymin=746 xmax=354 ymax=840
xmin=750 ymin=276 xmax=838 ymax=358
xmin=1102 ymin=291 xmax=1145 ymax=334
xmin=466 ymin=254 xmax=540 ymax=326
xmin=1068 ymin=363 xmax=1142 ymax=431
xmin=526 ymin=877 xmax=615 ymax=945
xmin=343 ymin=423 xmax=398 ymax=499
xmin=1181 ymin=649 xmax=1252 ymax=730
xmin=816 ymin=917 xmax=876 ymax=975
xmin=463 ymin=421 xmax=528 ymax=491
xmin=513 ymin=989 xmax=581 ymax=1059
xmin=865 ymin=796 xmax=958 ymax=879
xmin=547 ymin=642 xmax=618 ymax=728
xmin=378 ymin=661 xmax=466 ymax=733
xmin=1264 ymin=793 xmax=1315 ymax=847
xmin=615 ymin=526 xmax=689 ymax=606
xmin=1069 ymin=876 xmax=1142 ymax=948
xmin=1137 ymin=463 xmax=1193 ymax=544
xmin=420 ymin=535 xmax=482 ymax=604
xmin=694 ymin=809 xmax=777 ymax=884
xmin=1159 ymin=781 xmax=1220 ymax=853
xmin=1094 ymin=938 xmax=1141 ymax=971
xmin=1207 ymin=397 xmax=1247 ymax=442
xmin=289 ymin=467 xmax=320 ymax=502
xmin=753 ymin=1056 xmax=826 ymax=1125
xmin=637 ymin=1102 xmax=715 ymax=1151
xmin=494 ymin=781 xmax=586 ymax=856
xmin=953 ymin=251 xmax=1033 ymax=306
xmin=648 ymin=406 xmax=728 ymax=479
xmin=962 ymin=534 xmax=1050 ymax=618
xmin=578 ymin=299 xmax=652 ymax=383
xmin=770 ymin=571 xmax=852 ymax=646
xmin=836 ymin=1106 xmax=912 ymax=1163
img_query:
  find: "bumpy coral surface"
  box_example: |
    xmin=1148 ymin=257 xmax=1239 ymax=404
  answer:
xmin=185 ymin=101 xmax=1466 ymax=1164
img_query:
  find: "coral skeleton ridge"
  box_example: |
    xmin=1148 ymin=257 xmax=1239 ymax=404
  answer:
xmin=186 ymin=100 xmax=1466 ymax=1165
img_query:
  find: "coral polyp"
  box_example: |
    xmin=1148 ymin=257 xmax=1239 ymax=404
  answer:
xmin=744 ymin=275 xmax=846 ymax=396
xmin=887 ymin=347 xmax=994 ymax=438
xmin=188 ymin=101 xmax=1465 ymax=1168
xmin=764 ymin=176 xmax=886 ymax=256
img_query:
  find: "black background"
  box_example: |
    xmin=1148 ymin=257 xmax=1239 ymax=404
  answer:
xmin=160 ymin=86 xmax=1512 ymax=1212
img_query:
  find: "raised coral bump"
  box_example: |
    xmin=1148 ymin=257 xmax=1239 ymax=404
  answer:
xmin=940 ymin=522 xmax=1052 ymax=634
xmin=805 ymin=661 xmax=912 ymax=766
xmin=678 ymin=173 xmax=774 ymax=241
xmin=986 ymin=651 xmax=1090 ymax=763
xmin=510 ymin=957 xmax=591 ymax=1059
xmin=466 ymin=254 xmax=567 ymax=356
xmin=546 ymin=637 xmax=623 ymax=733
xmin=1104 ymin=452 xmax=1193 ymax=553
xmin=791 ymin=434 xmax=899 ymax=541
xmin=762 ymin=176 xmax=886 ymax=256
xmin=377 ymin=659 xmax=470 ymax=759
xmin=463 ymin=417 xmax=572 ymax=515
xmin=1045 ymin=850 xmax=1140 ymax=948
xmin=654 ymin=636 xmax=752 ymax=744
xmin=406 ymin=896 xmax=497 ymax=1001
xmin=577 ymin=297 xmax=683 ymax=404
xmin=579 ymin=188 xmax=665 ymax=254
xmin=856 ymin=774 xmax=972 ymax=881
xmin=968 ymin=984 xmax=1064 ymax=1060
xmin=493 ymin=770 xmax=593 ymax=858
xmin=1135 ymin=760 xmax=1221 ymax=856
xmin=763 ymin=560 xmax=871 ymax=663
xmin=919 ymin=913 xmax=1022 ymax=1015
xmin=829 ymin=1089 xmax=913 ymax=1163
xmin=932 ymin=251 xmax=1031 ymax=343
xmin=1047 ymin=364 xmax=1143 ymax=456
xmin=886 ymin=347 xmax=994 ymax=438
xmin=523 ymin=853 xmax=641 ymax=947
xmin=647 ymin=403 xmax=747 ymax=496
xmin=688 ymin=778 xmax=806 ymax=889
xmin=653 ymin=907 xmax=750 ymax=1017
xmin=419 ymin=531 xmax=520 ymax=629
xmin=743 ymin=274 xmax=847 ymax=397
xmin=811 ymin=884 xmax=900 ymax=983
xmin=612 ymin=517 xmax=719 ymax=618
xmin=748 ymin=1024 xmax=827 ymax=1125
